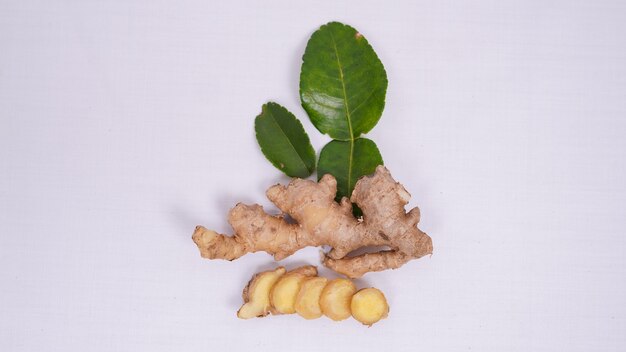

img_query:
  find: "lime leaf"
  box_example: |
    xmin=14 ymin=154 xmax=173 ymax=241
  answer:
xmin=255 ymin=102 xmax=316 ymax=178
xmin=317 ymin=138 xmax=383 ymax=200
xmin=300 ymin=22 xmax=388 ymax=141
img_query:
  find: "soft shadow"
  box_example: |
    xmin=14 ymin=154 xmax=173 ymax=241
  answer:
xmin=345 ymin=246 xmax=393 ymax=257
xmin=168 ymin=189 xmax=254 ymax=240
xmin=257 ymin=172 xmax=292 ymax=195
xmin=288 ymin=31 xmax=312 ymax=105
xmin=406 ymin=180 xmax=442 ymax=234
xmin=255 ymin=172 xmax=293 ymax=215
xmin=352 ymin=276 xmax=372 ymax=290
xmin=227 ymin=285 xmax=244 ymax=309
xmin=169 ymin=205 xmax=209 ymax=236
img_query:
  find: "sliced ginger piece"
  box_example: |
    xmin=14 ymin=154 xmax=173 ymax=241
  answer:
xmin=270 ymin=274 xmax=309 ymax=314
xmin=287 ymin=265 xmax=318 ymax=277
xmin=294 ymin=276 xmax=328 ymax=319
xmin=320 ymin=278 xmax=357 ymax=321
xmin=270 ymin=266 xmax=318 ymax=314
xmin=351 ymin=288 xmax=389 ymax=326
xmin=237 ymin=266 xmax=286 ymax=319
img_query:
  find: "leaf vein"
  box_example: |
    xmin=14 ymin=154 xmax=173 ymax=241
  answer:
xmin=265 ymin=107 xmax=309 ymax=172
xmin=349 ymin=87 xmax=378 ymax=116
xmin=329 ymin=30 xmax=355 ymax=194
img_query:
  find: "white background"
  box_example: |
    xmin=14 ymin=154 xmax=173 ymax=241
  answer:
xmin=1 ymin=1 xmax=625 ymax=351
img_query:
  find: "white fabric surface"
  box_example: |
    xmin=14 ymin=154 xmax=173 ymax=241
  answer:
xmin=1 ymin=1 xmax=625 ymax=350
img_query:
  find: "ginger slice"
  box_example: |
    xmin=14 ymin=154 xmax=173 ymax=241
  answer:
xmin=351 ymin=288 xmax=389 ymax=326
xmin=294 ymin=276 xmax=328 ymax=319
xmin=237 ymin=267 xmax=286 ymax=319
xmin=270 ymin=266 xmax=318 ymax=314
xmin=320 ymin=278 xmax=357 ymax=321
xmin=287 ymin=265 xmax=317 ymax=277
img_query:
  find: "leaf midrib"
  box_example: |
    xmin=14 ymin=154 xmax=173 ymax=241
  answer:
xmin=329 ymin=30 xmax=355 ymax=195
xmin=265 ymin=106 xmax=311 ymax=173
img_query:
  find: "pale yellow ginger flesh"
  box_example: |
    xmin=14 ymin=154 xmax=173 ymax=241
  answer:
xmin=192 ymin=166 xmax=433 ymax=278
xmin=237 ymin=266 xmax=389 ymax=325
xmin=351 ymin=288 xmax=389 ymax=326
xmin=320 ymin=278 xmax=357 ymax=321
xmin=270 ymin=266 xmax=317 ymax=314
xmin=295 ymin=276 xmax=328 ymax=319
xmin=236 ymin=267 xmax=286 ymax=319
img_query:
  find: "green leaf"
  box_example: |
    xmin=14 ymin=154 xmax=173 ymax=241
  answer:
xmin=300 ymin=22 xmax=388 ymax=141
xmin=255 ymin=102 xmax=316 ymax=178
xmin=317 ymin=138 xmax=383 ymax=200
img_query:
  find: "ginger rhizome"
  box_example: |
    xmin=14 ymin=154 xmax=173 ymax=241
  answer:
xmin=295 ymin=276 xmax=328 ymax=319
xmin=237 ymin=266 xmax=286 ymax=319
xmin=351 ymin=288 xmax=389 ymax=326
xmin=270 ymin=265 xmax=317 ymax=314
xmin=238 ymin=266 xmax=389 ymax=325
xmin=320 ymin=278 xmax=357 ymax=321
xmin=192 ymin=166 xmax=433 ymax=278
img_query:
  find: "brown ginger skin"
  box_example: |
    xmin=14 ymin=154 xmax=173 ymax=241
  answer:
xmin=192 ymin=166 xmax=433 ymax=278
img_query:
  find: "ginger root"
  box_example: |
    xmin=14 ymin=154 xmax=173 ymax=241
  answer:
xmin=351 ymin=288 xmax=389 ymax=326
xmin=320 ymin=278 xmax=357 ymax=321
xmin=237 ymin=266 xmax=286 ymax=319
xmin=270 ymin=266 xmax=317 ymax=314
xmin=192 ymin=166 xmax=433 ymax=278
xmin=237 ymin=266 xmax=388 ymax=325
xmin=294 ymin=276 xmax=328 ymax=319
